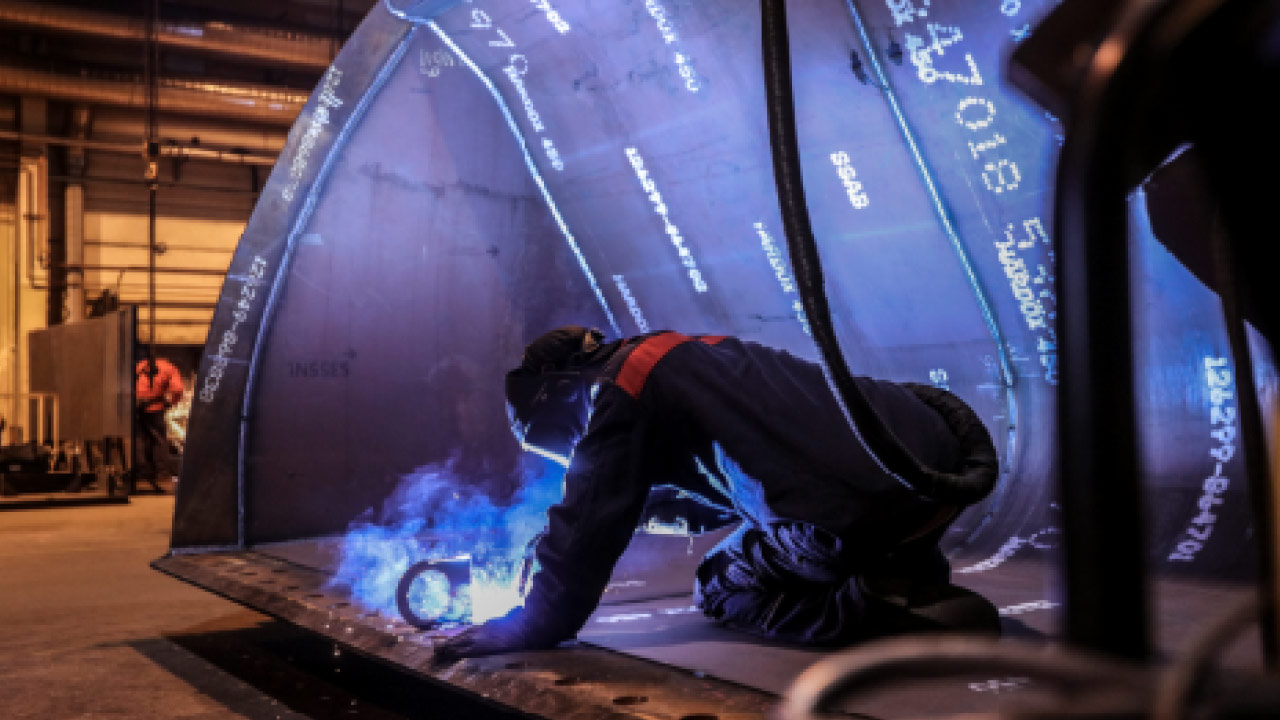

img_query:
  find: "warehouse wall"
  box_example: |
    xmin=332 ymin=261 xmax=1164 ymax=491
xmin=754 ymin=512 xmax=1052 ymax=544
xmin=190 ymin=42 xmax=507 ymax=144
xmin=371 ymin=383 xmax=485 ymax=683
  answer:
xmin=76 ymin=136 xmax=258 ymax=345
xmin=81 ymin=212 xmax=242 ymax=345
xmin=0 ymin=202 xmax=15 ymax=436
xmin=0 ymin=0 xmax=370 ymax=444
xmin=6 ymin=156 xmax=50 ymax=443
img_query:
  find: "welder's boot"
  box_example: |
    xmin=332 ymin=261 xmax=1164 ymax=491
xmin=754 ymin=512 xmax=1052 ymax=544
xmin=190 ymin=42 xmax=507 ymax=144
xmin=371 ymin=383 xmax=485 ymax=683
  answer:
xmin=859 ymin=576 xmax=1001 ymax=637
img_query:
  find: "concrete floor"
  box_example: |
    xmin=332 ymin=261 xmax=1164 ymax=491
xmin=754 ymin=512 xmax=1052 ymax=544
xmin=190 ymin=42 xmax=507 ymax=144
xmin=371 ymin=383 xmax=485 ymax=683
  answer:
xmin=0 ymin=495 xmax=520 ymax=720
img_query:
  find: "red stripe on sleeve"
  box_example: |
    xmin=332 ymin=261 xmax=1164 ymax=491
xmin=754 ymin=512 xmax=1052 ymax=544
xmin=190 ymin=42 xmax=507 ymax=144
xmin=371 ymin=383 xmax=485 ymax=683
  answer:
xmin=615 ymin=333 xmax=691 ymax=398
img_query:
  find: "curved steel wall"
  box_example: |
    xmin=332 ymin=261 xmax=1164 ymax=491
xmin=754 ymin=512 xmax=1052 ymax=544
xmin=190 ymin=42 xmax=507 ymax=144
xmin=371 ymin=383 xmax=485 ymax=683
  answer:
xmin=172 ymin=0 xmax=1274 ymax=589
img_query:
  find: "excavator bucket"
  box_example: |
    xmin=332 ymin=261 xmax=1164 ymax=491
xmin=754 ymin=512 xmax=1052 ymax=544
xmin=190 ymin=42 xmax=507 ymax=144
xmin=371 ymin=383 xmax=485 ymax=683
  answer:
xmin=153 ymin=0 xmax=1276 ymax=717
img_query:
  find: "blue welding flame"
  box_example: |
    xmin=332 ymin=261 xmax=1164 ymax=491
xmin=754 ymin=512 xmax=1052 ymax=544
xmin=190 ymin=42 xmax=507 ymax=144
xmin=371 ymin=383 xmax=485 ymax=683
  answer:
xmin=326 ymin=456 xmax=565 ymax=624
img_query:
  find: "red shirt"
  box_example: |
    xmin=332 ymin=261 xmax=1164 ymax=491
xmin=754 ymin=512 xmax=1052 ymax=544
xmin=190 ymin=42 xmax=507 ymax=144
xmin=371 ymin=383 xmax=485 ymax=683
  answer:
xmin=136 ymin=358 xmax=184 ymax=413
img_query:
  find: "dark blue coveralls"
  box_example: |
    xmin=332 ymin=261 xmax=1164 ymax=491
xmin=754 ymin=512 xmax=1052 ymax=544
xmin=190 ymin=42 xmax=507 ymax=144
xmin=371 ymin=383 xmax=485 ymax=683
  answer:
xmin=520 ymin=332 xmax=991 ymax=646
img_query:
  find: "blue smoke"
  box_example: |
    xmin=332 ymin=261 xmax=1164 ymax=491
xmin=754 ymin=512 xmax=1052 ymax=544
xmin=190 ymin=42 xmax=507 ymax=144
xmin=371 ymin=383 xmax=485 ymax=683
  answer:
xmin=326 ymin=456 xmax=564 ymax=624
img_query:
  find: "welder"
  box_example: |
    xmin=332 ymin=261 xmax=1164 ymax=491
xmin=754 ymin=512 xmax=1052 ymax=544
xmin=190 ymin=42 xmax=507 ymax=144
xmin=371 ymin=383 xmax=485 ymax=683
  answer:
xmin=135 ymin=350 xmax=185 ymax=490
xmin=435 ymin=326 xmax=1000 ymax=660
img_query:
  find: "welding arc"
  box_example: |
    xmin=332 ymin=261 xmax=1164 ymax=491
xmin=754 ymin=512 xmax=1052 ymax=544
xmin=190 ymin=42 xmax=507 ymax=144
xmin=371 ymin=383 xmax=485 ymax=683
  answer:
xmin=396 ymin=559 xmax=455 ymax=630
xmin=758 ymin=0 xmax=997 ymax=506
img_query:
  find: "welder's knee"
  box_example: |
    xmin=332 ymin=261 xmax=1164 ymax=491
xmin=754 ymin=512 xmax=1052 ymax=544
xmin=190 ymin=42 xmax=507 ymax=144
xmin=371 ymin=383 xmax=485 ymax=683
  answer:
xmin=693 ymin=545 xmax=754 ymax=616
xmin=693 ymin=544 xmax=785 ymax=633
xmin=695 ymin=550 xmax=871 ymax=645
xmin=694 ymin=581 xmax=774 ymax=631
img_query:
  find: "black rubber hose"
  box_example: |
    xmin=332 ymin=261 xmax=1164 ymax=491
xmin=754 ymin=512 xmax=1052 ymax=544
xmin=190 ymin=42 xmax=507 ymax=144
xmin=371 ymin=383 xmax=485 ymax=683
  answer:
xmin=779 ymin=636 xmax=1150 ymax=720
xmin=759 ymin=0 xmax=998 ymax=505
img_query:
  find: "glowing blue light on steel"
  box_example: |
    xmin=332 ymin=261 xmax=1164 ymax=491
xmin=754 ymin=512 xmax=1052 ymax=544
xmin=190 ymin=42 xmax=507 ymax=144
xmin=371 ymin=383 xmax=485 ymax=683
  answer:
xmin=427 ymin=20 xmax=623 ymax=337
xmin=521 ymin=440 xmax=572 ymax=469
xmin=237 ymin=26 xmax=419 ymax=548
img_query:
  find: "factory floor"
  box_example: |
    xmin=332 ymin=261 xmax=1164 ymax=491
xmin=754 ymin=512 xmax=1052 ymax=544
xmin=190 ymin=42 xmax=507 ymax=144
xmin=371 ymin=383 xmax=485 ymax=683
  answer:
xmin=0 ymin=495 xmax=520 ymax=720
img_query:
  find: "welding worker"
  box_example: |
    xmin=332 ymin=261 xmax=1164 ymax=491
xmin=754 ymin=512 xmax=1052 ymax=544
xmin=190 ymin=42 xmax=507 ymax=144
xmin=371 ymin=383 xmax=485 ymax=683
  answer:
xmin=135 ymin=350 xmax=184 ymax=490
xmin=434 ymin=326 xmax=1000 ymax=660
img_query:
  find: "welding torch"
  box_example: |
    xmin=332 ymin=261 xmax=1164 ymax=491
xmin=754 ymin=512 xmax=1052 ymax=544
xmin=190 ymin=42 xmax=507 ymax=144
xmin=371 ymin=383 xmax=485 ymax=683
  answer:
xmin=516 ymin=530 xmax=547 ymax=598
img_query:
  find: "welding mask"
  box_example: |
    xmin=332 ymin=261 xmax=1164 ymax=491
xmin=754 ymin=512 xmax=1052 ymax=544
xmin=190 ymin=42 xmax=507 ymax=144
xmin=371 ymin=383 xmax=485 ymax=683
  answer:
xmin=504 ymin=326 xmax=606 ymax=467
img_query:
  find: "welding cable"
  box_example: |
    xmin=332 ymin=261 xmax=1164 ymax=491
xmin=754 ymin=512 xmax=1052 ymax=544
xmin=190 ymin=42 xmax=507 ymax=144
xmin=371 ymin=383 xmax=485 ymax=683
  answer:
xmin=777 ymin=636 xmax=1150 ymax=720
xmin=1208 ymin=195 xmax=1279 ymax=663
xmin=758 ymin=0 xmax=997 ymax=505
xmin=1151 ymin=594 xmax=1260 ymax=720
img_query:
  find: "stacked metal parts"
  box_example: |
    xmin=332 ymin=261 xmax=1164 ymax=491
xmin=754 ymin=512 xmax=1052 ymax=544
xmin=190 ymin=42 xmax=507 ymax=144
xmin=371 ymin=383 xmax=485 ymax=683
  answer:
xmin=154 ymin=0 xmax=1280 ymax=718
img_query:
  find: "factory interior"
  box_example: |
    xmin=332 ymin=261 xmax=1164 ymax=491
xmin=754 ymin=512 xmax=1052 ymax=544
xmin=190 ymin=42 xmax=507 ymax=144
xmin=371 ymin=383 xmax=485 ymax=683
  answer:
xmin=3 ymin=0 xmax=1280 ymax=718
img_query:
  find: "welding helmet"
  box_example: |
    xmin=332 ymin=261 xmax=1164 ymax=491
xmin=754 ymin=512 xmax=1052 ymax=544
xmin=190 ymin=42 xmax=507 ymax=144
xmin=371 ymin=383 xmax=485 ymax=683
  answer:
xmin=504 ymin=326 xmax=606 ymax=467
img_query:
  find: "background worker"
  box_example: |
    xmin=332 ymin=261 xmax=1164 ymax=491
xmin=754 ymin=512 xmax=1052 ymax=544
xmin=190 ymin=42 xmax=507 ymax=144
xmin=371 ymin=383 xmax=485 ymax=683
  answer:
xmin=436 ymin=326 xmax=1000 ymax=659
xmin=135 ymin=350 xmax=184 ymax=491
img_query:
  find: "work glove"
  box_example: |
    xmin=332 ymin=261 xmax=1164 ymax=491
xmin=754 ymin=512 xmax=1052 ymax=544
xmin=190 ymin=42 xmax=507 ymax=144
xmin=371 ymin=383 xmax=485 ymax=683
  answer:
xmin=432 ymin=607 xmax=560 ymax=663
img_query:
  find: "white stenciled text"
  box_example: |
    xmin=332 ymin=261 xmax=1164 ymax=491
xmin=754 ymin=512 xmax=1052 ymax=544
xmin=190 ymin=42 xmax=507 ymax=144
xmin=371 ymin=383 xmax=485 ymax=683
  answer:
xmin=829 ymin=151 xmax=870 ymax=209
xmin=1168 ymin=356 xmax=1238 ymax=562
xmin=625 ymin=147 xmax=708 ymax=293
xmin=199 ymin=255 xmax=269 ymax=403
